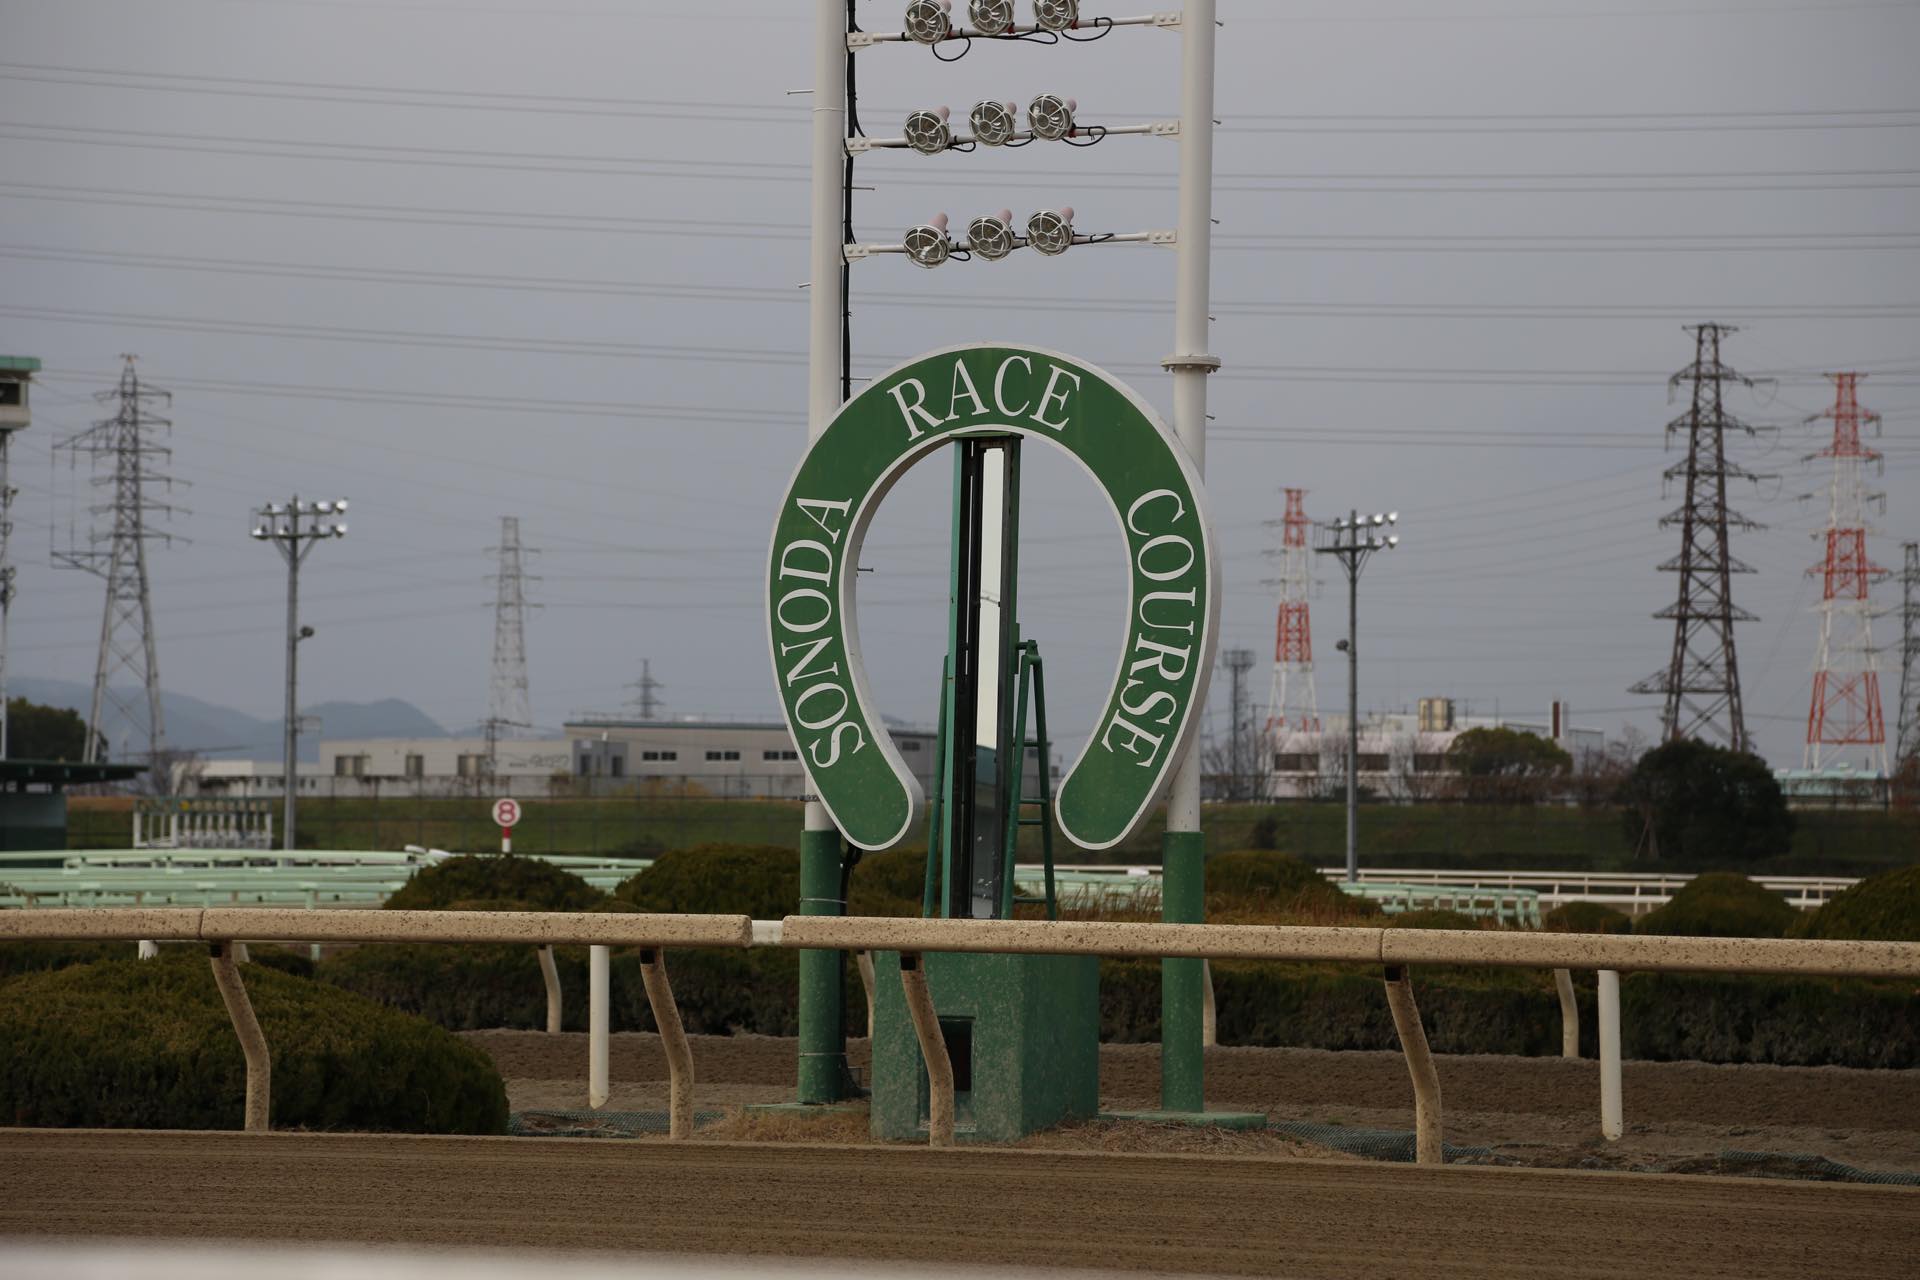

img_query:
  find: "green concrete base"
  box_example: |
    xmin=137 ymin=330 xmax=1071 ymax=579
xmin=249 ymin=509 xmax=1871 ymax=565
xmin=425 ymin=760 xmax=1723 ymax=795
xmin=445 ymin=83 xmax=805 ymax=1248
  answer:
xmin=1100 ymin=1108 xmax=1268 ymax=1130
xmin=870 ymin=950 xmax=1099 ymax=1143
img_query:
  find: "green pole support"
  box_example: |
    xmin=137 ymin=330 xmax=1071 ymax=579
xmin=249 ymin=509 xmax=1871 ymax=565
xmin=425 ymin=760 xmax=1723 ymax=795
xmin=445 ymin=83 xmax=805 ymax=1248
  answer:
xmin=1160 ymin=828 xmax=1206 ymax=1112
xmin=797 ymin=825 xmax=850 ymax=1103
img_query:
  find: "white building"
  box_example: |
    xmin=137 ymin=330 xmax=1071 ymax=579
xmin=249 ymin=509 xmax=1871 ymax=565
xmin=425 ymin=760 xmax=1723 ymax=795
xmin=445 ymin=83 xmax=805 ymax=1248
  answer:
xmin=1262 ymin=698 xmax=1605 ymax=801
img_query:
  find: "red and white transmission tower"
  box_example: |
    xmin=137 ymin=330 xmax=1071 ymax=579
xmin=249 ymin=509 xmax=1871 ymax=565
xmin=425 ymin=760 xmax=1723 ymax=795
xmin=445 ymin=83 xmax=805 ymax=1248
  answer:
xmin=1263 ymin=488 xmax=1319 ymax=785
xmin=1804 ymin=373 xmax=1889 ymax=772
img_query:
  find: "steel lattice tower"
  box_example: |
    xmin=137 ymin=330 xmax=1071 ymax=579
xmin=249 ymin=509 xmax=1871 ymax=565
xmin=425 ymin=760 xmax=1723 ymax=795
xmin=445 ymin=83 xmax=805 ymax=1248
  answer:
xmin=1802 ymin=374 xmax=1889 ymax=772
xmin=628 ymin=658 xmax=664 ymax=720
xmin=1632 ymin=325 xmax=1765 ymax=751
xmin=1262 ymin=488 xmax=1319 ymax=789
xmin=484 ymin=516 xmax=537 ymax=766
xmin=1891 ymin=542 xmax=1918 ymax=766
xmin=53 ymin=357 xmax=178 ymax=763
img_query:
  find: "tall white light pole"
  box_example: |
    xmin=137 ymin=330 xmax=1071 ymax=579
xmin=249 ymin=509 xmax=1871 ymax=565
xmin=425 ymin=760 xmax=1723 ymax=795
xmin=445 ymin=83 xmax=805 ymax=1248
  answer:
xmin=252 ymin=497 xmax=347 ymax=852
xmin=1159 ymin=0 xmax=1221 ymax=1117
xmin=797 ymin=0 xmax=853 ymax=1107
xmin=1315 ymin=511 xmax=1401 ymax=883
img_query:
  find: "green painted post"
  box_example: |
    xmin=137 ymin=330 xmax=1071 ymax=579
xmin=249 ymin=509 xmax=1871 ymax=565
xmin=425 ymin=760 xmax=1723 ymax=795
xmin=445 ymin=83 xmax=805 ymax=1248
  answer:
xmin=797 ymin=824 xmax=849 ymax=1103
xmin=1160 ymin=828 xmax=1206 ymax=1112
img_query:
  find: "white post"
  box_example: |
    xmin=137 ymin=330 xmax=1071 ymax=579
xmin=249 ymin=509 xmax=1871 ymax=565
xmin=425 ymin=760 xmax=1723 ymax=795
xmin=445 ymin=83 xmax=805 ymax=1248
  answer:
xmin=501 ymin=829 xmax=511 ymax=855
xmin=1598 ymin=968 xmax=1622 ymax=1140
xmin=137 ymin=940 xmax=158 ymax=960
xmin=1163 ymin=0 xmax=1219 ymax=841
xmin=588 ymin=943 xmax=610 ymax=1110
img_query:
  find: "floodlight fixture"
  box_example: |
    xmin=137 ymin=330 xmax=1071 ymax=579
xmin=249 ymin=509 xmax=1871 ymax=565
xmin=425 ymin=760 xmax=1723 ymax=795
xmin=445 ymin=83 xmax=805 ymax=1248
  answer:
xmin=903 ymin=106 xmax=953 ymax=155
xmin=1371 ymin=513 xmax=1387 ymax=526
xmin=313 ymin=500 xmax=334 ymax=515
xmin=904 ymin=214 xmax=954 ymax=268
xmin=1386 ymin=510 xmax=1398 ymax=524
xmin=904 ymin=0 xmax=952 ymax=43
xmin=1026 ymin=207 xmax=1075 ymax=256
xmin=970 ymin=100 xmax=1019 ymax=147
xmin=251 ymin=525 xmax=267 ymax=539
xmin=332 ymin=523 xmax=348 ymax=537
xmin=967 ymin=210 xmax=1018 ymax=261
xmin=1386 ymin=535 xmax=1400 ymax=547
xmin=1033 ymin=0 xmax=1079 ymax=32
xmin=335 ymin=499 xmax=349 ymax=512
xmin=969 ymin=0 xmax=1015 ymax=34
xmin=1027 ymin=93 xmax=1077 ymax=142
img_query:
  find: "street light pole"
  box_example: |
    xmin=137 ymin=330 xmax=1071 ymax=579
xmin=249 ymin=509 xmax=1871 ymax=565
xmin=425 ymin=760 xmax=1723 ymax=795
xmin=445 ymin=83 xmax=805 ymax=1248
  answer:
xmin=1315 ymin=510 xmax=1401 ymax=883
xmin=252 ymin=496 xmax=347 ymax=852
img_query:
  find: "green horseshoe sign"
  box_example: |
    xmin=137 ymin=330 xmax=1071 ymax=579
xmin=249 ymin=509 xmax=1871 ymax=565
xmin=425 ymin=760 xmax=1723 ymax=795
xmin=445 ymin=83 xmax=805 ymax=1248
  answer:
xmin=767 ymin=344 xmax=1217 ymax=852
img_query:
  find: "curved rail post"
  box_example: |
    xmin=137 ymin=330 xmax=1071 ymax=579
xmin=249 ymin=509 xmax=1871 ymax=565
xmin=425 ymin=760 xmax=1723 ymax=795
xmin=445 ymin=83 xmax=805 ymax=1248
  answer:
xmin=1598 ymin=968 xmax=1623 ymax=1140
xmin=1201 ymin=958 xmax=1218 ymax=1047
xmin=588 ymin=944 xmax=610 ymax=1110
xmin=1382 ymin=965 xmax=1443 ymax=1165
xmin=538 ymin=944 xmax=563 ymax=1034
xmin=855 ymin=949 xmax=877 ymax=1038
xmin=208 ymin=942 xmax=270 ymax=1133
xmin=640 ymin=947 xmax=695 ymax=1140
xmin=1553 ymin=968 xmax=1579 ymax=1059
xmin=899 ymin=952 xmax=954 ymax=1148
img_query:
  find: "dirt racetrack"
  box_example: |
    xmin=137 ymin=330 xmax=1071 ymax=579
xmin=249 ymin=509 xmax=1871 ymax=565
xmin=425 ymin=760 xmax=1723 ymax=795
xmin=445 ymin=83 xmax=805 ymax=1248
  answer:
xmin=4 ymin=1128 xmax=1918 ymax=1278
xmin=473 ymin=1031 xmax=1920 ymax=1173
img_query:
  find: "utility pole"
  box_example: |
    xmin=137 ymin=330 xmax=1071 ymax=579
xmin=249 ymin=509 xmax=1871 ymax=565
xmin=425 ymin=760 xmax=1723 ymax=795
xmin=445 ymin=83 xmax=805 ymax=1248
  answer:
xmin=485 ymin=516 xmax=538 ymax=775
xmin=1262 ymin=487 xmax=1319 ymax=797
xmin=53 ymin=356 xmax=179 ymax=763
xmin=1315 ymin=510 xmax=1401 ymax=883
xmin=1632 ymin=325 xmax=1766 ymax=751
xmin=628 ymin=659 xmax=664 ymax=720
xmin=1802 ymin=375 xmax=1889 ymax=773
xmin=1896 ymin=542 xmax=1920 ymax=767
xmin=252 ymin=496 xmax=347 ymax=851
xmin=0 ymin=356 xmax=37 ymax=761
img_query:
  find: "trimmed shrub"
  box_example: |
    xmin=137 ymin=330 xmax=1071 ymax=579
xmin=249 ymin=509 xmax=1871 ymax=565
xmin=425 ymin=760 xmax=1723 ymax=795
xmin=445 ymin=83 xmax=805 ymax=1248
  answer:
xmin=1620 ymin=972 xmax=1919 ymax=1069
xmin=1543 ymin=901 xmax=1633 ymax=935
xmin=1791 ymin=864 xmax=1920 ymax=941
xmin=613 ymin=843 xmax=797 ymax=919
xmin=1205 ymin=850 xmax=1375 ymax=920
xmin=1635 ymin=872 xmax=1795 ymax=938
xmin=384 ymin=854 xmax=604 ymax=912
xmin=1 ymin=941 xmax=313 ymax=983
xmin=317 ymin=941 xmax=811 ymax=1037
xmin=849 ymin=846 xmax=929 ymax=917
xmin=1098 ymin=957 xmax=1918 ymax=1067
xmin=1382 ymin=909 xmax=1485 ymax=931
xmin=0 ymin=954 xmax=507 ymax=1131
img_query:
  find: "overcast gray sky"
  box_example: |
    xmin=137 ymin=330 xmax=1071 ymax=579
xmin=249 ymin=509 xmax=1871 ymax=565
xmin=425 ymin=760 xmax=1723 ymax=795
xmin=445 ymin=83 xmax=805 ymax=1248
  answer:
xmin=2 ymin=0 xmax=1916 ymax=768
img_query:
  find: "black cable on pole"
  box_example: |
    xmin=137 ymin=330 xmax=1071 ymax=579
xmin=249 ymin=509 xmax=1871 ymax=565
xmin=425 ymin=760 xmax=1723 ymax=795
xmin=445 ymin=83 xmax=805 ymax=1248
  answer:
xmin=842 ymin=0 xmax=858 ymax=407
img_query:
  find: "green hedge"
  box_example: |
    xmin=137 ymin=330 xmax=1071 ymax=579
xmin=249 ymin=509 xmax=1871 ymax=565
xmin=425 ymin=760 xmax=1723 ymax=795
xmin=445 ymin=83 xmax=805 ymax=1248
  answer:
xmin=316 ymin=941 xmax=827 ymax=1037
xmin=1792 ymin=864 xmax=1920 ymax=941
xmin=384 ymin=854 xmax=605 ymax=911
xmin=1635 ymin=872 xmax=1795 ymax=938
xmin=1618 ymin=972 xmax=1918 ymax=1069
xmin=0 ymin=955 xmax=507 ymax=1131
xmin=613 ymin=843 xmax=797 ymax=919
xmin=1 ymin=940 xmax=314 ymax=983
xmin=1097 ymin=959 xmax=1917 ymax=1067
xmin=1543 ymin=901 xmax=1633 ymax=935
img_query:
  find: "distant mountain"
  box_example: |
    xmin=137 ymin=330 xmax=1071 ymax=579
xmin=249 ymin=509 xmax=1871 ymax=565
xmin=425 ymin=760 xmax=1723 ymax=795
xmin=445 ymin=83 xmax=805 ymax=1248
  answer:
xmin=7 ymin=678 xmax=447 ymax=761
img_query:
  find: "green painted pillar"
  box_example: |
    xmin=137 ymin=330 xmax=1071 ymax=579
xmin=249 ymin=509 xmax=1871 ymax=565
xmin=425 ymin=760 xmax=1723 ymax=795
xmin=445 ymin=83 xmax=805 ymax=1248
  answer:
xmin=797 ymin=822 xmax=850 ymax=1104
xmin=1160 ymin=828 xmax=1206 ymax=1112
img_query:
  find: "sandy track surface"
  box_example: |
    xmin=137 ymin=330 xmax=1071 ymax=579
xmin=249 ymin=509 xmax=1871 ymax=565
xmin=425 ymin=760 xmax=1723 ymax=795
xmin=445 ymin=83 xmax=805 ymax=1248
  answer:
xmin=471 ymin=1031 xmax=1920 ymax=1129
xmin=471 ymin=1031 xmax=1920 ymax=1172
xmin=4 ymin=1129 xmax=1917 ymax=1278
